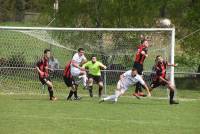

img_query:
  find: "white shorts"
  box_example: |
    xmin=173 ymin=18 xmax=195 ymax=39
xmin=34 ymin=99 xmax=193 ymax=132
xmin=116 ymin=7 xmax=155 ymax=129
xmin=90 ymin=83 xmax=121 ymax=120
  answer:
xmin=117 ymin=80 xmax=128 ymax=94
xmin=70 ymin=67 xmax=81 ymax=76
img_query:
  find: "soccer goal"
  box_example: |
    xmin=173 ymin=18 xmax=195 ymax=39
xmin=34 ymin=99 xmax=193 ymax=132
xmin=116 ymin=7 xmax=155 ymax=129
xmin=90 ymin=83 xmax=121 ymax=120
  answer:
xmin=0 ymin=26 xmax=175 ymax=97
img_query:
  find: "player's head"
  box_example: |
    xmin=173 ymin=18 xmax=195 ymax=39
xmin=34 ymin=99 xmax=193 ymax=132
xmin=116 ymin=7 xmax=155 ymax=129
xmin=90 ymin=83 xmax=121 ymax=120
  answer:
xmin=142 ymin=40 xmax=149 ymax=48
xmin=78 ymin=48 xmax=85 ymax=56
xmin=131 ymin=68 xmax=138 ymax=76
xmin=156 ymin=55 xmax=163 ymax=63
xmin=91 ymin=55 xmax=97 ymax=63
xmin=44 ymin=49 xmax=51 ymax=59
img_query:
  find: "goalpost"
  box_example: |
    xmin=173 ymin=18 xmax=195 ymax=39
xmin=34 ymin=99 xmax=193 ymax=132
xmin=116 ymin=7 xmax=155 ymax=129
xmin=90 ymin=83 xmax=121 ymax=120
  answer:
xmin=0 ymin=26 xmax=175 ymax=97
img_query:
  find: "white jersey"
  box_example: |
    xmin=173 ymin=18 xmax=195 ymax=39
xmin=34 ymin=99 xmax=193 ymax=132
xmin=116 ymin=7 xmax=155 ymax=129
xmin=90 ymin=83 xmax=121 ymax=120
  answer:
xmin=70 ymin=53 xmax=87 ymax=76
xmin=71 ymin=53 xmax=86 ymax=68
xmin=120 ymin=70 xmax=145 ymax=89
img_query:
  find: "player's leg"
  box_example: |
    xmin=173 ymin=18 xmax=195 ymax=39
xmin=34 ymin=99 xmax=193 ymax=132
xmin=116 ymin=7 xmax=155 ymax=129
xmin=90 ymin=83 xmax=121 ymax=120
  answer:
xmin=45 ymin=79 xmax=57 ymax=101
xmin=98 ymin=81 xmax=104 ymax=97
xmin=79 ymin=71 xmax=88 ymax=87
xmin=100 ymin=81 xmax=125 ymax=103
xmin=71 ymin=68 xmax=88 ymax=87
xmin=73 ymin=84 xmax=81 ymax=100
xmin=63 ymin=76 xmax=74 ymax=100
xmin=166 ymin=82 xmax=179 ymax=104
xmin=88 ymin=77 xmax=94 ymax=97
xmin=94 ymin=75 xmax=104 ymax=97
xmin=66 ymin=86 xmax=75 ymax=100
xmin=63 ymin=75 xmax=81 ymax=100
xmin=133 ymin=63 xmax=144 ymax=96
xmin=101 ymin=90 xmax=122 ymax=102
xmin=149 ymin=80 xmax=160 ymax=93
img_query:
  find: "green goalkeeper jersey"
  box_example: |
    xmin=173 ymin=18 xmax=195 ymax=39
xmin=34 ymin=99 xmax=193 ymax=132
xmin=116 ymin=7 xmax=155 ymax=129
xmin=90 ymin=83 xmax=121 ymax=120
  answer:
xmin=83 ymin=61 xmax=103 ymax=76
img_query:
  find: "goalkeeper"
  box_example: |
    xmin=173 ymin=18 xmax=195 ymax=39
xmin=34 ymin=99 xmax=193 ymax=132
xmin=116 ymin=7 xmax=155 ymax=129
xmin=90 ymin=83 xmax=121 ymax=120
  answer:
xmin=83 ymin=56 xmax=107 ymax=97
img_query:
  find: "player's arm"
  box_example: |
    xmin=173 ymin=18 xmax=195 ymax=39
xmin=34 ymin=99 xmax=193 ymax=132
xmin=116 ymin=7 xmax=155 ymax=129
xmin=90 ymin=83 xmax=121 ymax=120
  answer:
xmin=71 ymin=60 xmax=85 ymax=71
xmin=138 ymin=77 xmax=151 ymax=96
xmin=140 ymin=47 xmax=148 ymax=57
xmin=141 ymin=51 xmax=148 ymax=57
xmin=164 ymin=60 xmax=177 ymax=67
xmin=80 ymin=59 xmax=87 ymax=66
xmin=79 ymin=55 xmax=87 ymax=67
xmin=35 ymin=61 xmax=44 ymax=75
xmin=99 ymin=62 xmax=107 ymax=70
xmin=82 ymin=62 xmax=89 ymax=70
xmin=47 ymin=67 xmax=54 ymax=72
xmin=143 ymin=83 xmax=151 ymax=97
xmin=167 ymin=63 xmax=178 ymax=67
xmin=71 ymin=60 xmax=80 ymax=68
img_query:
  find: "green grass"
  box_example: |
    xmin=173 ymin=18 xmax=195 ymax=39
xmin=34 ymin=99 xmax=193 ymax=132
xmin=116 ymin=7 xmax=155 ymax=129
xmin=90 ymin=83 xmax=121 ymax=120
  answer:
xmin=0 ymin=94 xmax=200 ymax=134
xmin=0 ymin=30 xmax=74 ymax=67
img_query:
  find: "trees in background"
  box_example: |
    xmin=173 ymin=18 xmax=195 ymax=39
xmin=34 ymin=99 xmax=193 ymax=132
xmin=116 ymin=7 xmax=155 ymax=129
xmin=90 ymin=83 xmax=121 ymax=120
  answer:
xmin=0 ymin=0 xmax=199 ymax=69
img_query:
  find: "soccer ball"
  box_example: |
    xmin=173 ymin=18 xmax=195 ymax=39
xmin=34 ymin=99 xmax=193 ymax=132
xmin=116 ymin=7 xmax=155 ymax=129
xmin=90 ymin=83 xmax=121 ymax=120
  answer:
xmin=160 ymin=18 xmax=171 ymax=27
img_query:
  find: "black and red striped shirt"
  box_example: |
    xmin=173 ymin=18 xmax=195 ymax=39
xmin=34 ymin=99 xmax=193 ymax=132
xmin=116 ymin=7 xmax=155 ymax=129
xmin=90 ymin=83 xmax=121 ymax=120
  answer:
xmin=63 ymin=61 xmax=73 ymax=79
xmin=155 ymin=61 xmax=167 ymax=79
xmin=36 ymin=57 xmax=49 ymax=78
xmin=134 ymin=44 xmax=148 ymax=64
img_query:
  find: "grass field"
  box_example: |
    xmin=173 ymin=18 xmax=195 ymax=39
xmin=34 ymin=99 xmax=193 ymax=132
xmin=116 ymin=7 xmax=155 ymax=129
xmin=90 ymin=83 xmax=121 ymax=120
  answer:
xmin=0 ymin=93 xmax=200 ymax=134
xmin=0 ymin=25 xmax=200 ymax=134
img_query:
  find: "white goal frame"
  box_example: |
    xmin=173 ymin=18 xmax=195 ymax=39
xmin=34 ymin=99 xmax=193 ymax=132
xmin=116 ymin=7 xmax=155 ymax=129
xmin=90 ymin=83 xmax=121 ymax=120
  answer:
xmin=0 ymin=26 xmax=176 ymax=89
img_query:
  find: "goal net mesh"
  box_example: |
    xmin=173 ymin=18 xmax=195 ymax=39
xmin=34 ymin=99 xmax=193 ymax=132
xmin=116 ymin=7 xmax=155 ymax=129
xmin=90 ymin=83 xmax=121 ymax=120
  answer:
xmin=0 ymin=27 xmax=172 ymax=97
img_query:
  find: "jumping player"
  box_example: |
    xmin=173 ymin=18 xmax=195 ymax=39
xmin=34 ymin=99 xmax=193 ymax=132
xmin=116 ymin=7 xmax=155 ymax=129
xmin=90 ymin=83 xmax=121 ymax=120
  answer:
xmin=150 ymin=55 xmax=179 ymax=104
xmin=99 ymin=68 xmax=151 ymax=103
xmin=35 ymin=49 xmax=57 ymax=101
xmin=133 ymin=39 xmax=149 ymax=97
xmin=70 ymin=48 xmax=87 ymax=88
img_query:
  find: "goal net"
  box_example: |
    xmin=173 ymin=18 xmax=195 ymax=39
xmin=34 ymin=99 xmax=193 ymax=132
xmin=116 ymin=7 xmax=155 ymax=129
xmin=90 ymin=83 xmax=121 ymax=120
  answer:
xmin=0 ymin=27 xmax=175 ymax=98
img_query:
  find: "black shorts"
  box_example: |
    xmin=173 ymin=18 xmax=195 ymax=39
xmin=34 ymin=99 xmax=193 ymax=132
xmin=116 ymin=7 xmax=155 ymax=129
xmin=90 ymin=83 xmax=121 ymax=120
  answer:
xmin=133 ymin=62 xmax=143 ymax=75
xmin=63 ymin=76 xmax=76 ymax=87
xmin=150 ymin=78 xmax=168 ymax=89
xmin=88 ymin=74 xmax=103 ymax=83
xmin=39 ymin=77 xmax=51 ymax=85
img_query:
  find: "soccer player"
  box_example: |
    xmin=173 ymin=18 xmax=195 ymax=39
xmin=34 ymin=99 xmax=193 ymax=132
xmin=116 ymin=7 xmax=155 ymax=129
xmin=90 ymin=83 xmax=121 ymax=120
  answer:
xmin=70 ymin=48 xmax=87 ymax=88
xmin=83 ymin=56 xmax=107 ymax=97
xmin=133 ymin=39 xmax=149 ymax=97
xmin=35 ymin=49 xmax=57 ymax=101
xmin=150 ymin=55 xmax=179 ymax=105
xmin=63 ymin=61 xmax=80 ymax=100
xmin=99 ymin=68 xmax=151 ymax=103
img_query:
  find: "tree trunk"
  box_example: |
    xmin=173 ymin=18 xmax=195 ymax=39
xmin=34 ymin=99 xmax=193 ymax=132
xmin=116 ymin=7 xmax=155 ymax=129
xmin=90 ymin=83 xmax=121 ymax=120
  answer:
xmin=197 ymin=64 xmax=200 ymax=78
xmin=159 ymin=1 xmax=167 ymax=17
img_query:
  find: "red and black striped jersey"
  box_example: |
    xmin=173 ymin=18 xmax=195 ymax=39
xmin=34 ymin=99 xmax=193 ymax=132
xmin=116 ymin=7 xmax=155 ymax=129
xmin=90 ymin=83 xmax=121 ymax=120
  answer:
xmin=134 ymin=44 xmax=148 ymax=64
xmin=63 ymin=61 xmax=72 ymax=79
xmin=36 ymin=57 xmax=49 ymax=78
xmin=155 ymin=61 xmax=168 ymax=79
